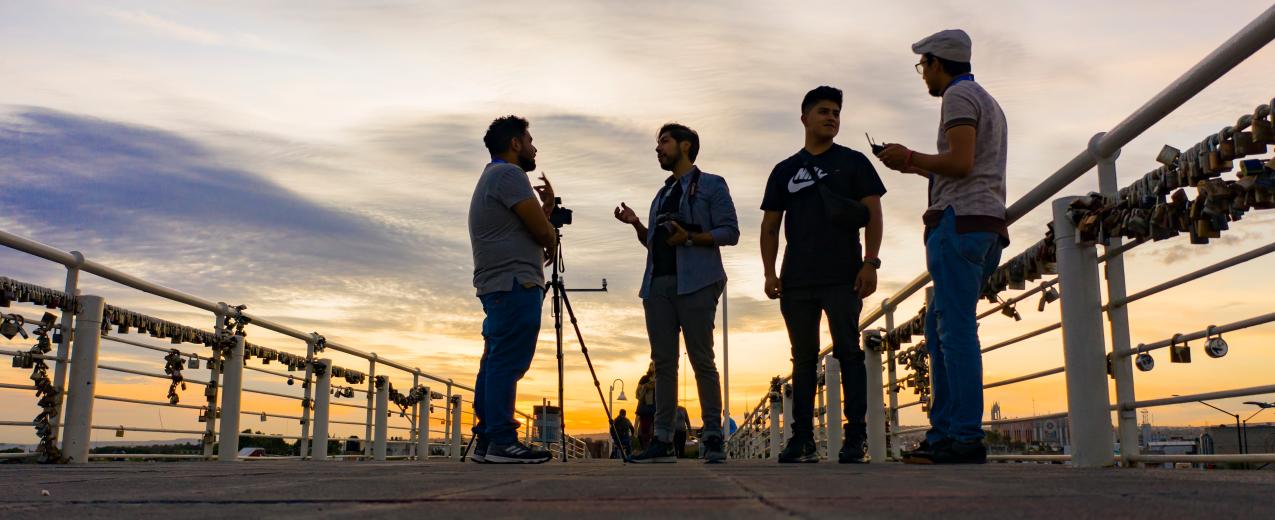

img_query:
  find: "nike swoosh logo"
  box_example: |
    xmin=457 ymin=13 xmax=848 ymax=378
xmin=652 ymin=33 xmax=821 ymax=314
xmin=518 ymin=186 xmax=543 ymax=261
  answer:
xmin=788 ymin=177 xmax=815 ymax=192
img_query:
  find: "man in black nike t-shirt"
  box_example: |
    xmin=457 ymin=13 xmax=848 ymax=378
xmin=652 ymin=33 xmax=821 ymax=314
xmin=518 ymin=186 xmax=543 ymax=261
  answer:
xmin=760 ymin=85 xmax=886 ymax=464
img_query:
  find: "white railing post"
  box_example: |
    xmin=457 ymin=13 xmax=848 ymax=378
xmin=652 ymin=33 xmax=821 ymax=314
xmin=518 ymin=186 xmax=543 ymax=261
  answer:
xmin=218 ymin=335 xmax=245 ymax=462
xmin=1093 ymin=135 xmax=1140 ymax=466
xmin=883 ymin=299 xmax=901 ymax=459
xmin=768 ymin=388 xmax=782 ymax=460
xmin=417 ymin=384 xmax=431 ymax=462
xmin=60 ymin=294 xmax=104 ymax=464
xmin=864 ymin=328 xmax=887 ymax=463
xmin=374 ymin=376 xmax=389 ymax=461
xmin=450 ymin=395 xmax=463 ymax=460
xmin=48 ymin=252 xmax=83 ymax=445
xmin=824 ymin=355 xmax=843 ymax=459
xmin=299 ymin=334 xmax=319 ymax=458
xmin=311 ymin=358 xmax=331 ymax=461
xmin=1053 ymin=196 xmax=1115 ymax=468
xmin=364 ymin=355 xmax=376 ymax=458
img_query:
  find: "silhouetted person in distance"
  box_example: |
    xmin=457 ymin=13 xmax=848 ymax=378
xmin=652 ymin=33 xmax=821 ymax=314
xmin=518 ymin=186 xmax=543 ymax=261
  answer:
xmin=611 ymin=409 xmax=634 ymax=459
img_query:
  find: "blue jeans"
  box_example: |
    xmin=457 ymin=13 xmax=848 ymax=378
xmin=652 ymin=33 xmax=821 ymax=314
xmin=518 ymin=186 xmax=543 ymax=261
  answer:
xmin=473 ymin=281 xmax=543 ymax=445
xmin=924 ymin=208 xmax=1002 ymax=444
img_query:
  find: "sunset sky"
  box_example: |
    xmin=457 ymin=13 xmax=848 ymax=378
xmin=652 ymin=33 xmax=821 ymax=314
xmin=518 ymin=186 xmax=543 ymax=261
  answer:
xmin=2 ymin=1 xmax=1274 ymax=445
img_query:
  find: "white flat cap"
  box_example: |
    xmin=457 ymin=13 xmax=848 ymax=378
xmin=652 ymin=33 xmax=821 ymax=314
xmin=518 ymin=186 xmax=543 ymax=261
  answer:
xmin=912 ymin=29 xmax=972 ymax=63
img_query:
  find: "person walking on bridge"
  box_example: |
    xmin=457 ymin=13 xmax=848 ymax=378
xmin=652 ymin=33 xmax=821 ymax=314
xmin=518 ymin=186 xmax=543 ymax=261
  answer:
xmin=876 ymin=29 xmax=1010 ymax=465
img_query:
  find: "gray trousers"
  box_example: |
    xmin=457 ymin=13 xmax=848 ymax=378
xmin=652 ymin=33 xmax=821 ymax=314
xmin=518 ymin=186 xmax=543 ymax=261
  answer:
xmin=643 ymin=276 xmax=723 ymax=442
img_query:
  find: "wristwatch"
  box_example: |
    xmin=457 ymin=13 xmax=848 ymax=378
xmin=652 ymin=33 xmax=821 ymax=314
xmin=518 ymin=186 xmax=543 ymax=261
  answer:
xmin=865 ymin=257 xmax=882 ymax=269
xmin=684 ymin=239 xmax=694 ymax=248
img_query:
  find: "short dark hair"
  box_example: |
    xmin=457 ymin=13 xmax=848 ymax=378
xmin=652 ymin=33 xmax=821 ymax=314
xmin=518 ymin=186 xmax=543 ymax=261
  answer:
xmin=801 ymin=86 xmax=843 ymax=114
xmin=658 ymin=123 xmax=700 ymax=162
xmin=483 ymin=115 xmax=530 ymax=155
xmin=923 ymin=53 xmax=972 ymax=76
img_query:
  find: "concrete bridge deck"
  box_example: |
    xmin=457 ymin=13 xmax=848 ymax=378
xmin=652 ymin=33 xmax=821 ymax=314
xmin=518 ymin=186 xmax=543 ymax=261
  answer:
xmin=1 ymin=459 xmax=1271 ymax=519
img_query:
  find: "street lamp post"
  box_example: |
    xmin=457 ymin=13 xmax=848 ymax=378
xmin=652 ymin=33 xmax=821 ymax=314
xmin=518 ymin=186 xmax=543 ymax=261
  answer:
xmin=1182 ymin=397 xmax=1245 ymax=468
xmin=1241 ymin=401 xmax=1275 ymax=456
xmin=608 ymin=379 xmax=627 ymax=458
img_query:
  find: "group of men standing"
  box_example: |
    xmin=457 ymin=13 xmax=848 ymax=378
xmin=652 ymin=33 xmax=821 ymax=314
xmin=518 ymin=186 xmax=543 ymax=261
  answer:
xmin=466 ymin=29 xmax=1008 ymax=465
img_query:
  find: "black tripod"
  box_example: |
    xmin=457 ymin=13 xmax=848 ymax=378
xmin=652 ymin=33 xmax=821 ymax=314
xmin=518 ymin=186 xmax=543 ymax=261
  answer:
xmin=546 ymin=227 xmax=629 ymax=462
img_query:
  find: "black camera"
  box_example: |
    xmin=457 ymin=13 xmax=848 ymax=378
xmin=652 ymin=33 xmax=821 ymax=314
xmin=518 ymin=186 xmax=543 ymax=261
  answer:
xmin=655 ymin=212 xmax=702 ymax=233
xmin=549 ymin=197 xmax=573 ymax=228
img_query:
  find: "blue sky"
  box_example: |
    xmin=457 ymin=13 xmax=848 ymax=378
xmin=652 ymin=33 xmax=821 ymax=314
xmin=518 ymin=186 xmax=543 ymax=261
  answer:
xmin=2 ymin=1 xmax=1275 ymax=441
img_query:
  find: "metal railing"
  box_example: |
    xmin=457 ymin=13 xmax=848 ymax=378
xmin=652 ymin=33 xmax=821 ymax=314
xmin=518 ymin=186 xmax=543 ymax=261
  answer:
xmin=729 ymin=5 xmax=1275 ymax=468
xmin=0 ymin=219 xmax=624 ymax=463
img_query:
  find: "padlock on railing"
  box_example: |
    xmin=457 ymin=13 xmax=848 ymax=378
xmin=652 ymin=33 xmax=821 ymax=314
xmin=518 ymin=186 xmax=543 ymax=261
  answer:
xmin=1169 ymin=334 xmax=1192 ymax=364
xmin=1204 ymin=326 xmax=1229 ymax=359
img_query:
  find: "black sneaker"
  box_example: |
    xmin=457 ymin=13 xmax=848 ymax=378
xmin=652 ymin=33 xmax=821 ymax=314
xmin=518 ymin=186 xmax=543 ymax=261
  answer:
xmin=777 ymin=436 xmax=818 ymax=463
xmin=838 ymin=433 xmax=867 ymax=464
xmin=701 ymin=434 xmax=726 ymax=464
xmin=484 ymin=440 xmax=551 ymax=464
xmin=469 ymin=436 xmax=489 ymax=463
xmin=931 ymin=439 xmax=987 ymax=465
xmin=902 ymin=438 xmax=947 ymax=465
xmin=630 ymin=438 xmax=676 ymax=463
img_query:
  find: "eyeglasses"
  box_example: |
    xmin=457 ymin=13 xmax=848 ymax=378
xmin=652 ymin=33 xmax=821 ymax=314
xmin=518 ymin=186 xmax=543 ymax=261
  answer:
xmin=915 ymin=59 xmax=927 ymax=74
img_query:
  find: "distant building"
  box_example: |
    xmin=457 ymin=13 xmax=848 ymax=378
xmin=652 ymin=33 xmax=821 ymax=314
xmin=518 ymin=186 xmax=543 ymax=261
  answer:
xmin=1201 ymin=422 xmax=1275 ymax=460
xmin=988 ymin=402 xmax=1072 ymax=451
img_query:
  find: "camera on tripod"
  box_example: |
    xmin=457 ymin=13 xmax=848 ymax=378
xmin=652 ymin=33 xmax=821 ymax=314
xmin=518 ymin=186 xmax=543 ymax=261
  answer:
xmin=549 ymin=197 xmax=573 ymax=228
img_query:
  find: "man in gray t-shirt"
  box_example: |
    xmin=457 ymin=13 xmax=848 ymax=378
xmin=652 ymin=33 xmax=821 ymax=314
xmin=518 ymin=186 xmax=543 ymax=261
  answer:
xmin=876 ymin=29 xmax=1007 ymax=465
xmin=466 ymin=115 xmax=557 ymax=464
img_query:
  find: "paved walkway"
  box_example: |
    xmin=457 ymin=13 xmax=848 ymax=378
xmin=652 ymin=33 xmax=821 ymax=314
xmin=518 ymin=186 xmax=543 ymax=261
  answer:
xmin=1 ymin=459 xmax=1271 ymax=518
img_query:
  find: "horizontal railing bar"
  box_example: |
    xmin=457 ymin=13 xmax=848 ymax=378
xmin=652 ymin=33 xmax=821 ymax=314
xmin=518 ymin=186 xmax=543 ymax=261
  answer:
xmin=0 ymin=420 xmax=35 ymax=427
xmin=0 ymin=383 xmax=38 ymax=391
xmin=977 ymin=280 xmax=1058 ymax=320
xmin=240 ymin=432 xmax=302 ymax=440
xmin=898 ymin=400 xmax=922 ymax=410
xmin=889 ymin=426 xmax=929 ymax=436
xmin=988 ymin=454 xmax=1071 ymax=462
xmin=1117 ymin=312 xmax=1275 ymax=358
xmin=88 ymin=454 xmax=209 ymax=460
xmin=1109 ymin=241 xmax=1275 ymax=309
xmin=244 ymin=364 xmax=311 ymax=381
xmin=1097 ymin=237 xmax=1147 ymax=263
xmin=240 ymin=410 xmax=303 ymax=421
xmin=982 ymin=322 xmax=1062 ymax=354
xmin=242 ymin=387 xmax=303 ymax=401
xmin=91 ymin=425 xmax=206 ymax=435
xmin=1119 ymin=385 xmax=1275 ymax=410
xmin=984 ymin=366 xmax=1065 ymax=389
xmin=98 ymin=363 xmax=209 ymax=385
xmin=1126 ymin=454 xmax=1275 ymax=463
xmin=102 ymin=335 xmax=210 ymax=360
xmin=0 ymin=348 xmax=68 ymax=362
xmin=984 ymin=411 xmax=1070 ymax=426
xmin=95 ymin=394 xmax=205 ymax=410
xmin=329 ymin=419 xmax=366 ymax=426
xmin=329 ymin=401 xmax=367 ymax=409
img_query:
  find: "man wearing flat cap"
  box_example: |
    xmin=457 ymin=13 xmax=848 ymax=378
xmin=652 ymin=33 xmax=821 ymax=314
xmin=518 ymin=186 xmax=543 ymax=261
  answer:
xmin=876 ymin=28 xmax=1009 ymax=465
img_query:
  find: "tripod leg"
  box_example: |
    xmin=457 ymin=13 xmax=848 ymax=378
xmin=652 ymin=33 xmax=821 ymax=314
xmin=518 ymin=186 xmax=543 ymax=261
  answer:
xmin=462 ymin=434 xmax=476 ymax=463
xmin=559 ymin=288 xmax=630 ymax=463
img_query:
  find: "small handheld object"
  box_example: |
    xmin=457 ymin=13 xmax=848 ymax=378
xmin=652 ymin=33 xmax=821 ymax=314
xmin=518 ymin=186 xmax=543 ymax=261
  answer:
xmin=866 ymin=133 xmax=885 ymax=155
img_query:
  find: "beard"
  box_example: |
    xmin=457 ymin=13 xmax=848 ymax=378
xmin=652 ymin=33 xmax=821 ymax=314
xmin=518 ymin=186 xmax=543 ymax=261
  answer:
xmin=518 ymin=154 xmax=536 ymax=172
xmin=658 ymin=150 xmax=681 ymax=171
